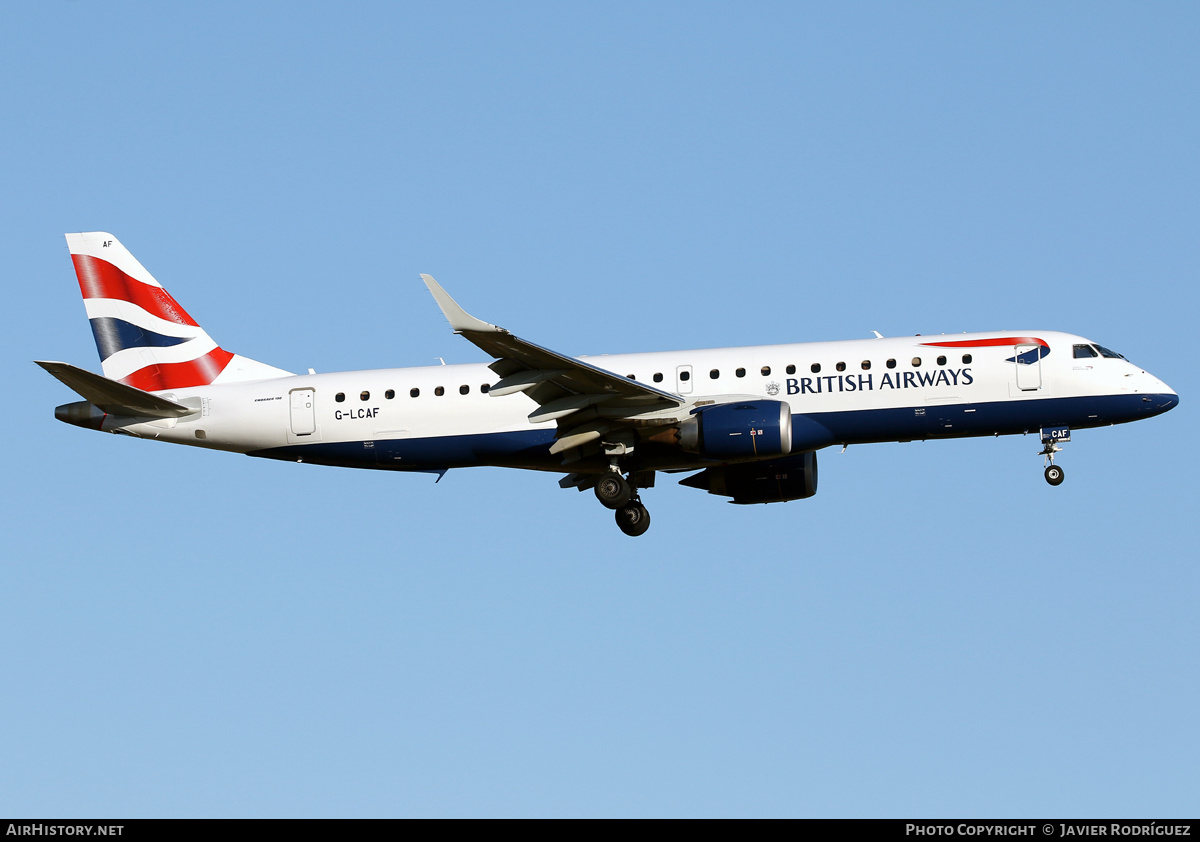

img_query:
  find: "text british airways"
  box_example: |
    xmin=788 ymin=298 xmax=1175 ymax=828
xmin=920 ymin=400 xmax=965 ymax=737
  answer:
xmin=787 ymin=368 xmax=974 ymax=395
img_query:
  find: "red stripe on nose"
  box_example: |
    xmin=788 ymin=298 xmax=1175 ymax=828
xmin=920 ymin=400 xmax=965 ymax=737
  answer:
xmin=920 ymin=337 xmax=1048 ymax=348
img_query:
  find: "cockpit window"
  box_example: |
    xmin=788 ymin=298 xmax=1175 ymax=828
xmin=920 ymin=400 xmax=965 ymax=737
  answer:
xmin=1073 ymin=344 xmax=1098 ymax=358
xmin=1095 ymin=345 xmax=1125 ymax=359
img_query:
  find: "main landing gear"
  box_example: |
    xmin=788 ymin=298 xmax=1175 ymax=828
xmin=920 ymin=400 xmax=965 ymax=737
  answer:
xmin=1039 ymin=425 xmax=1070 ymax=486
xmin=594 ymin=470 xmax=652 ymax=537
xmin=614 ymin=500 xmax=651 ymax=537
xmin=594 ymin=473 xmax=633 ymax=509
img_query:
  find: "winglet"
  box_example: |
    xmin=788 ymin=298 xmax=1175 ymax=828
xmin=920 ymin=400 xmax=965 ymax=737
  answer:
xmin=421 ymin=274 xmax=506 ymax=334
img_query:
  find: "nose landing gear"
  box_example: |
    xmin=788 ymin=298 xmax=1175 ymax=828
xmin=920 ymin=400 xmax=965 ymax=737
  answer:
xmin=1044 ymin=463 xmax=1065 ymax=486
xmin=1039 ymin=425 xmax=1070 ymax=486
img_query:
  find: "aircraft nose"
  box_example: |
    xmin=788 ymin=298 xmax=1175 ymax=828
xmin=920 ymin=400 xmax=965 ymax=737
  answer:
xmin=1143 ymin=371 xmax=1178 ymax=413
xmin=1142 ymin=386 xmax=1179 ymax=416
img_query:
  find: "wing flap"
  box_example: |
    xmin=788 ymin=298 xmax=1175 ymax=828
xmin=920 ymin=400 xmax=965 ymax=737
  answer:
xmin=528 ymin=393 xmax=610 ymax=423
xmin=490 ymin=369 xmax=567 ymax=397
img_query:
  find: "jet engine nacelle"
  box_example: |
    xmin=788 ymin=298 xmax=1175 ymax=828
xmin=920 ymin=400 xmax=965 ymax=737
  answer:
xmin=679 ymin=400 xmax=792 ymax=459
xmin=679 ymin=451 xmax=818 ymax=505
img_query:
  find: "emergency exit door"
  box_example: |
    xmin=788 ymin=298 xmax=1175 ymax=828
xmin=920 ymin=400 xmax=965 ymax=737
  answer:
xmin=676 ymin=365 xmax=693 ymax=394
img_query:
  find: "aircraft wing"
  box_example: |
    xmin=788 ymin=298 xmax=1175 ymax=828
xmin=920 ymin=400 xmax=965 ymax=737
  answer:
xmin=422 ymin=275 xmax=687 ymax=460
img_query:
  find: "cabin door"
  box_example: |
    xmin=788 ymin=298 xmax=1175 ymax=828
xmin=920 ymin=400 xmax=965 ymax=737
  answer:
xmin=290 ymin=388 xmax=316 ymax=435
xmin=1014 ymin=345 xmax=1043 ymax=392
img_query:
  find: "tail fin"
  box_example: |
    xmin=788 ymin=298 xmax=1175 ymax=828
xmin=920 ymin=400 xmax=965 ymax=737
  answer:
xmin=67 ymin=232 xmax=292 ymax=390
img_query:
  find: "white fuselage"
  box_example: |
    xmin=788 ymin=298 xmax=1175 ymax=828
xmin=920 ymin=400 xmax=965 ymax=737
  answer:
xmin=100 ymin=330 xmax=1177 ymax=475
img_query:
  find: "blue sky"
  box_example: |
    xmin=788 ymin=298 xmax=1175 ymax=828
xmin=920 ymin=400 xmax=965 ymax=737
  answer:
xmin=2 ymin=1 xmax=1197 ymax=817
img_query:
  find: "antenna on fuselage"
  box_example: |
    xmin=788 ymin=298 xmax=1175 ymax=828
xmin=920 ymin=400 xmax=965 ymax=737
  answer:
xmin=871 ymin=331 xmax=884 ymax=339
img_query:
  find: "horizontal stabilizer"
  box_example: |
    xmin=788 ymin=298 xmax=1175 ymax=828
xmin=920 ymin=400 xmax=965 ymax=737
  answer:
xmin=35 ymin=360 xmax=194 ymax=418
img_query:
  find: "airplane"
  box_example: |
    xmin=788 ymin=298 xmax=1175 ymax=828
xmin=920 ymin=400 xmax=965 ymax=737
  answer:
xmin=38 ymin=232 xmax=1179 ymax=536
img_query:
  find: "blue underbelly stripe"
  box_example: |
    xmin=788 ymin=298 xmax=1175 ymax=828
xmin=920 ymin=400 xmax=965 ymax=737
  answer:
xmin=246 ymin=393 xmax=1177 ymax=472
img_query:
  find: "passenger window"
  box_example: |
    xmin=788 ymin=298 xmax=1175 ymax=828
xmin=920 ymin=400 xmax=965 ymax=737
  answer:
xmin=459 ymin=385 xmax=469 ymax=395
xmin=410 ymin=388 xmax=420 ymax=398
xmin=761 ymin=366 xmax=771 ymax=376
xmin=937 ymin=356 xmax=947 ymax=366
xmin=786 ymin=365 xmax=796 ymax=375
xmin=861 ymin=360 xmax=871 ymax=370
xmin=435 ymin=386 xmax=445 ymax=396
xmin=1074 ymin=344 xmax=1098 ymax=358
xmin=835 ymin=362 xmax=846 ymax=372
xmin=912 ymin=357 xmax=922 ymax=367
xmin=627 ymin=374 xmax=636 ymax=380
xmin=680 ymin=370 xmax=691 ymax=382
xmin=653 ymin=372 xmax=663 ymax=383
xmin=360 ymin=391 xmax=370 ymax=401
xmin=736 ymin=368 xmax=746 ymax=378
xmin=710 ymin=369 xmax=720 ymax=379
xmin=886 ymin=359 xmax=897 ymax=369
xmin=810 ymin=363 xmax=820 ymax=374
xmin=962 ymin=354 xmax=972 ymax=364
xmin=335 ymin=392 xmax=345 ymax=402
xmin=385 ymin=389 xmax=395 ymax=400
xmin=481 ymin=384 xmax=490 ymax=393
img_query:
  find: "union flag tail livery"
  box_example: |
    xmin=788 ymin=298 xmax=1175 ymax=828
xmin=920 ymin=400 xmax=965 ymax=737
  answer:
xmin=40 ymin=232 xmax=1178 ymax=537
xmin=67 ymin=232 xmax=290 ymax=390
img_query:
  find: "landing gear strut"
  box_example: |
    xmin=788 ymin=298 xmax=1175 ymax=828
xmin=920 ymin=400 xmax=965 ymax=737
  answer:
xmin=1039 ymin=425 xmax=1070 ymax=486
